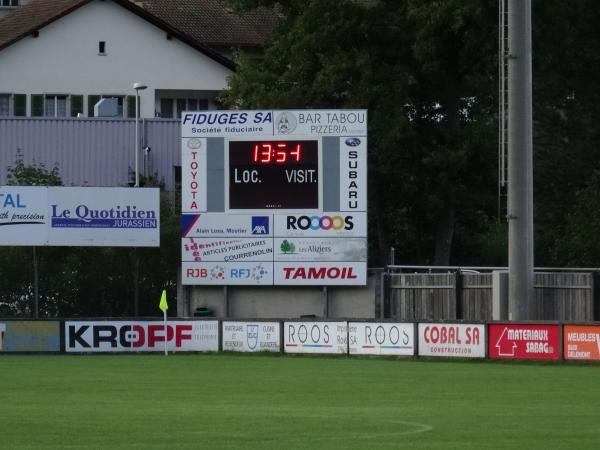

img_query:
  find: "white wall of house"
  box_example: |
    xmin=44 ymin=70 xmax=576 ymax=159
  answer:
xmin=0 ymin=0 xmax=232 ymax=117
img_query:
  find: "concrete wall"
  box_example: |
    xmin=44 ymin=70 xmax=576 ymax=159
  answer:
xmin=0 ymin=0 xmax=231 ymax=117
xmin=179 ymin=270 xmax=381 ymax=320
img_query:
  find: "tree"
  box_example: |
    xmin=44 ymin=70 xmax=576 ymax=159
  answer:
xmin=223 ymin=0 xmax=499 ymax=265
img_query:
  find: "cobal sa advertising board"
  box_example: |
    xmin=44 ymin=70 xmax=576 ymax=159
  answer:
xmin=488 ymin=324 xmax=561 ymax=360
xmin=418 ymin=323 xmax=486 ymax=358
xmin=563 ymin=325 xmax=600 ymax=361
xmin=222 ymin=322 xmax=281 ymax=352
xmin=181 ymin=110 xmax=367 ymax=286
xmin=64 ymin=321 xmax=218 ymax=353
xmin=284 ymin=321 xmax=348 ymax=354
xmin=349 ymin=322 xmax=415 ymax=356
xmin=0 ymin=186 xmax=159 ymax=247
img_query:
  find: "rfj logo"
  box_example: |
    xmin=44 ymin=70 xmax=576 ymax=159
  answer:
xmin=246 ymin=324 xmax=258 ymax=350
xmin=275 ymin=112 xmax=297 ymax=134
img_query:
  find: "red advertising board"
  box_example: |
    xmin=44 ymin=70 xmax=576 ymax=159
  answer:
xmin=564 ymin=325 xmax=600 ymax=361
xmin=488 ymin=324 xmax=560 ymax=360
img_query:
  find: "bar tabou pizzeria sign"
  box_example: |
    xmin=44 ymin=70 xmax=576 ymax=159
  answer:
xmin=181 ymin=110 xmax=367 ymax=285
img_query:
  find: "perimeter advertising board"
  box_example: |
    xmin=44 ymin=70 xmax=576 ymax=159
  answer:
xmin=0 ymin=187 xmax=159 ymax=247
xmin=418 ymin=323 xmax=485 ymax=358
xmin=284 ymin=321 xmax=348 ymax=354
xmin=349 ymin=322 xmax=415 ymax=356
xmin=222 ymin=321 xmax=280 ymax=352
xmin=0 ymin=321 xmax=60 ymax=352
xmin=64 ymin=321 xmax=218 ymax=353
xmin=488 ymin=324 xmax=560 ymax=360
xmin=181 ymin=110 xmax=367 ymax=286
xmin=563 ymin=325 xmax=600 ymax=361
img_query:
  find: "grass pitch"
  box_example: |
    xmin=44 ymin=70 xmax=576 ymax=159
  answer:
xmin=1 ymin=354 xmax=599 ymax=449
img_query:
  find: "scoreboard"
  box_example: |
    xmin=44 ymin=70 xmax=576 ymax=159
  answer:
xmin=181 ymin=109 xmax=367 ymax=286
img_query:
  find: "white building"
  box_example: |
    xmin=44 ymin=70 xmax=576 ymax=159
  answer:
xmin=0 ymin=0 xmax=276 ymax=118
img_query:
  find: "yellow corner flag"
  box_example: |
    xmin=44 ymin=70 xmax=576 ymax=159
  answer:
xmin=159 ymin=290 xmax=168 ymax=312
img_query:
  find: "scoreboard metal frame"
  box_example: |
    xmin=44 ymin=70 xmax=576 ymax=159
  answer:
xmin=181 ymin=109 xmax=367 ymax=286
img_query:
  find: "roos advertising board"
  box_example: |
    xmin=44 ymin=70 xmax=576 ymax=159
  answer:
xmin=0 ymin=186 xmax=159 ymax=247
xmin=222 ymin=321 xmax=280 ymax=352
xmin=273 ymin=213 xmax=367 ymax=238
xmin=418 ymin=323 xmax=485 ymax=358
xmin=488 ymin=324 xmax=560 ymax=360
xmin=284 ymin=321 xmax=348 ymax=354
xmin=564 ymin=325 xmax=600 ymax=361
xmin=64 ymin=321 xmax=218 ymax=353
xmin=349 ymin=322 xmax=414 ymax=356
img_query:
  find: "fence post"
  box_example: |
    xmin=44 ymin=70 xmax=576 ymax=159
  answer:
xmin=455 ymin=270 xmax=463 ymax=320
xmin=593 ymin=271 xmax=600 ymax=321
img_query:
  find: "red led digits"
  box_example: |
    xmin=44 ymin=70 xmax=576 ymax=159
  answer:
xmin=251 ymin=142 xmax=303 ymax=164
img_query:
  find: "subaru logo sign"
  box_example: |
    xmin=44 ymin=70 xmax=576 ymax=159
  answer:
xmin=345 ymin=137 xmax=361 ymax=147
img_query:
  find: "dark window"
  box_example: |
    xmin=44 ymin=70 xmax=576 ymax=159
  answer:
xmin=0 ymin=94 xmax=8 ymax=116
xmin=160 ymin=98 xmax=173 ymax=118
xmin=31 ymin=94 xmax=44 ymax=117
xmin=87 ymin=95 xmax=100 ymax=117
xmin=70 ymin=95 xmax=83 ymax=117
xmin=14 ymin=94 xmax=26 ymax=116
xmin=98 ymin=41 xmax=106 ymax=54
xmin=176 ymin=98 xmax=186 ymax=118
xmin=127 ymin=95 xmax=136 ymax=118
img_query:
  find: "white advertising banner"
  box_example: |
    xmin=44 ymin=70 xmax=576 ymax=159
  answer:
xmin=349 ymin=322 xmax=415 ymax=356
xmin=274 ymin=237 xmax=367 ymax=262
xmin=274 ymin=262 xmax=367 ymax=286
xmin=222 ymin=322 xmax=280 ymax=352
xmin=284 ymin=321 xmax=348 ymax=354
xmin=1 ymin=186 xmax=159 ymax=247
xmin=181 ymin=214 xmax=272 ymax=238
xmin=182 ymin=238 xmax=273 ymax=262
xmin=64 ymin=321 xmax=218 ymax=353
xmin=418 ymin=323 xmax=486 ymax=358
xmin=181 ymin=110 xmax=367 ymax=138
xmin=181 ymin=137 xmax=207 ymax=213
xmin=0 ymin=186 xmax=48 ymax=245
xmin=48 ymin=187 xmax=159 ymax=247
xmin=339 ymin=136 xmax=367 ymax=212
xmin=182 ymin=261 xmax=273 ymax=285
xmin=273 ymin=212 xmax=367 ymax=238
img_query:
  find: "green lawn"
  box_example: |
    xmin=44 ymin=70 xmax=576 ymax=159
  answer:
xmin=1 ymin=354 xmax=599 ymax=449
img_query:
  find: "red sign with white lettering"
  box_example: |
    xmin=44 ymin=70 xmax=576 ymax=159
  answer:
xmin=488 ymin=324 xmax=561 ymax=360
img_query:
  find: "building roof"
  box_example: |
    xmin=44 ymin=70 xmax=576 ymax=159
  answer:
xmin=0 ymin=0 xmax=279 ymax=68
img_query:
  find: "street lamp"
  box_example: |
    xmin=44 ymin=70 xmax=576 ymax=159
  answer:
xmin=133 ymin=82 xmax=147 ymax=187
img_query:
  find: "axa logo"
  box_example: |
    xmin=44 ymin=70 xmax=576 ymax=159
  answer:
xmin=251 ymin=216 xmax=269 ymax=235
xmin=287 ymin=215 xmax=354 ymax=231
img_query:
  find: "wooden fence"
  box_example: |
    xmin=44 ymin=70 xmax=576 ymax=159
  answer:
xmin=388 ymin=271 xmax=596 ymax=322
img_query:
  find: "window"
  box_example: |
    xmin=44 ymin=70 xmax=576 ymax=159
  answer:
xmin=88 ymin=95 xmax=125 ymax=117
xmin=98 ymin=41 xmax=106 ymax=55
xmin=0 ymin=94 xmax=9 ymax=116
xmin=1 ymin=1 xmax=19 ymax=7
xmin=44 ymin=95 xmax=67 ymax=117
xmin=70 ymin=95 xmax=83 ymax=117
xmin=0 ymin=94 xmax=26 ymax=116
xmin=160 ymin=98 xmax=173 ymax=118
xmin=161 ymin=98 xmax=208 ymax=118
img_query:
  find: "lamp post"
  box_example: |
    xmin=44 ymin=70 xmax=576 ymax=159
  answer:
xmin=133 ymin=82 xmax=147 ymax=187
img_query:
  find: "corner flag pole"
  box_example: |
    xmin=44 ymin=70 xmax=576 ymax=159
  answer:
xmin=159 ymin=290 xmax=168 ymax=356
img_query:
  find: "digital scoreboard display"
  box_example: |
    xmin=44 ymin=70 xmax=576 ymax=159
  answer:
xmin=228 ymin=140 xmax=319 ymax=210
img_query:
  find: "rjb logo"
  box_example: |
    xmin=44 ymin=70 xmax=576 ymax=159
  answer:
xmin=67 ymin=324 xmax=193 ymax=349
xmin=286 ymin=215 xmax=353 ymax=231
